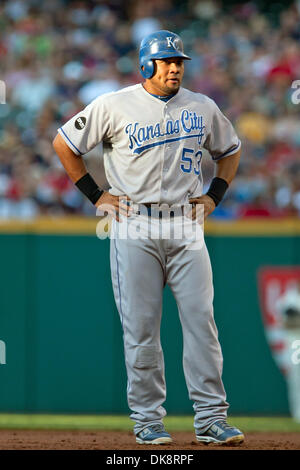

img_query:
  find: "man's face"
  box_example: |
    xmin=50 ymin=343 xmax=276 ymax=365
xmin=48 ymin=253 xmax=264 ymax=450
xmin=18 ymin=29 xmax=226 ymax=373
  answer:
xmin=146 ymin=58 xmax=184 ymax=96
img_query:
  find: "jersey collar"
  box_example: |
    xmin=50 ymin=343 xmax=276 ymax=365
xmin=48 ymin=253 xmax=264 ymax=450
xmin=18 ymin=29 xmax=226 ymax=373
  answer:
xmin=140 ymin=83 xmax=181 ymax=104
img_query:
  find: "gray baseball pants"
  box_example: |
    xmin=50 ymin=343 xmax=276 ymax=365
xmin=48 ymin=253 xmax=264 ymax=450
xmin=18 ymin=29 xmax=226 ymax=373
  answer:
xmin=110 ymin=214 xmax=228 ymax=435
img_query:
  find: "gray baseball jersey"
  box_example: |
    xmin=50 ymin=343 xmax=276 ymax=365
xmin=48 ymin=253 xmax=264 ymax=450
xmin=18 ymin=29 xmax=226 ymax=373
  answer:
xmin=58 ymin=84 xmax=240 ymax=204
xmin=58 ymin=83 xmax=239 ymax=435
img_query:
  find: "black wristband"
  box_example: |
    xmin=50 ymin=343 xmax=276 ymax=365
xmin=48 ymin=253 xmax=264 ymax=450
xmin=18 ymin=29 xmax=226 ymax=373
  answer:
xmin=206 ymin=177 xmax=229 ymax=206
xmin=75 ymin=173 xmax=103 ymax=205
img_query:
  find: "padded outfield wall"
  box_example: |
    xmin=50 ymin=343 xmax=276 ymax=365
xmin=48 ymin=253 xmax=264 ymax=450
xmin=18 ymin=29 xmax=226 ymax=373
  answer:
xmin=0 ymin=217 xmax=299 ymax=415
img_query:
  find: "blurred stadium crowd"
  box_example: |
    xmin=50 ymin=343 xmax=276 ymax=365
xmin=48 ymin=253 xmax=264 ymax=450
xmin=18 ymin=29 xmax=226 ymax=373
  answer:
xmin=0 ymin=0 xmax=300 ymax=219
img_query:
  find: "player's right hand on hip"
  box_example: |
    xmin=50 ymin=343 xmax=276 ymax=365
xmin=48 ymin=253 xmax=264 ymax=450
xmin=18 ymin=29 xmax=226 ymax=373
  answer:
xmin=95 ymin=192 xmax=132 ymax=222
xmin=188 ymin=195 xmax=216 ymax=221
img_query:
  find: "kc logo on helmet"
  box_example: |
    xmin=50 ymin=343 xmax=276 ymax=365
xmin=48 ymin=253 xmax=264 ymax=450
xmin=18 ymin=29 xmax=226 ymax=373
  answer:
xmin=166 ymin=37 xmax=178 ymax=49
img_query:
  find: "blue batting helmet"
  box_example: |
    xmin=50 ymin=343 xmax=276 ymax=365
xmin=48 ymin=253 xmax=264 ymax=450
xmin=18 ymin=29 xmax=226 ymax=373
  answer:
xmin=139 ymin=30 xmax=191 ymax=79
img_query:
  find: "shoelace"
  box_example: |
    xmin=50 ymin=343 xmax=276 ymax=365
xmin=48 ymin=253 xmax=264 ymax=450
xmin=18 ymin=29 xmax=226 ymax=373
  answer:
xmin=149 ymin=424 xmax=164 ymax=432
xmin=216 ymin=420 xmax=235 ymax=430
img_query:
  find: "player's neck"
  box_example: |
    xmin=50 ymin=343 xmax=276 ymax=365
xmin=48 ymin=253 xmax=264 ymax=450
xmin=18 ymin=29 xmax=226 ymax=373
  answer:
xmin=142 ymin=82 xmax=178 ymax=99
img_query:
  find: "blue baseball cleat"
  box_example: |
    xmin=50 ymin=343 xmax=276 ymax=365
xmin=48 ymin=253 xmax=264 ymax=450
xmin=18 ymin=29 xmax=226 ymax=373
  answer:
xmin=196 ymin=420 xmax=244 ymax=446
xmin=136 ymin=424 xmax=172 ymax=445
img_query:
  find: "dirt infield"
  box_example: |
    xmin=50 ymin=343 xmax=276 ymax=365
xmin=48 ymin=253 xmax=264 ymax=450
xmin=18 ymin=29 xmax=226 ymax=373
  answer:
xmin=0 ymin=430 xmax=299 ymax=450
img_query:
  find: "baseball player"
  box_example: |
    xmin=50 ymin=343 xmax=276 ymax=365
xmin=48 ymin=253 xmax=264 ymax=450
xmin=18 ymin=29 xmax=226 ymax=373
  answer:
xmin=53 ymin=30 xmax=244 ymax=446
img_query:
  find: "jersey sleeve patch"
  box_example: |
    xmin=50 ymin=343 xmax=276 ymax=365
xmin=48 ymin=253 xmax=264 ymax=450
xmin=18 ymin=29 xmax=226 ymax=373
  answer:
xmin=57 ymin=94 xmax=113 ymax=156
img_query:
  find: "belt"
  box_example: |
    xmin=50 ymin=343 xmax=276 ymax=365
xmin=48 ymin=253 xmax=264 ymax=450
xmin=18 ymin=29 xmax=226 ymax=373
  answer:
xmin=132 ymin=203 xmax=186 ymax=218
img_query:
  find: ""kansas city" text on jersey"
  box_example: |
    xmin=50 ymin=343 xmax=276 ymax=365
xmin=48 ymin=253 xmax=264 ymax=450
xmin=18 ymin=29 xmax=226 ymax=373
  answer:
xmin=125 ymin=109 xmax=205 ymax=155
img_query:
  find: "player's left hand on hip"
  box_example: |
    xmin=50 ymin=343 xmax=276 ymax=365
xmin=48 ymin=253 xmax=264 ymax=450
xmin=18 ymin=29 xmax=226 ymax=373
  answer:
xmin=188 ymin=195 xmax=216 ymax=221
xmin=95 ymin=192 xmax=132 ymax=222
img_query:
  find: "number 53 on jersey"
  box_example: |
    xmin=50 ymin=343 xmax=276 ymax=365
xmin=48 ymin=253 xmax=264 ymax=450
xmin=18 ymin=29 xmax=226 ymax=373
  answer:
xmin=180 ymin=147 xmax=203 ymax=175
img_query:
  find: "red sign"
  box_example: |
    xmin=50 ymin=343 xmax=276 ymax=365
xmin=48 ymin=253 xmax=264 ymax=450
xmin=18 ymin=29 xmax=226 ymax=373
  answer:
xmin=257 ymin=266 xmax=300 ymax=375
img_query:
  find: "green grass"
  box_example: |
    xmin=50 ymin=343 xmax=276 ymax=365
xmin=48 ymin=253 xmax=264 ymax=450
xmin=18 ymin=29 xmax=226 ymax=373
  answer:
xmin=0 ymin=414 xmax=299 ymax=432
